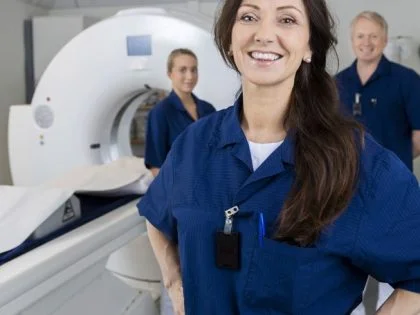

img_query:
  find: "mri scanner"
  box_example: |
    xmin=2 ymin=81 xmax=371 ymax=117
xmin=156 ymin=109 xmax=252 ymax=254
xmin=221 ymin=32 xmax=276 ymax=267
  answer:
xmin=1 ymin=7 xmax=238 ymax=315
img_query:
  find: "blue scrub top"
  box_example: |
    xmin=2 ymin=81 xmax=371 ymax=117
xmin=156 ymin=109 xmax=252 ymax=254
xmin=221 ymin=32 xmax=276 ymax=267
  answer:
xmin=336 ymin=55 xmax=420 ymax=170
xmin=144 ymin=90 xmax=215 ymax=168
xmin=138 ymin=96 xmax=420 ymax=314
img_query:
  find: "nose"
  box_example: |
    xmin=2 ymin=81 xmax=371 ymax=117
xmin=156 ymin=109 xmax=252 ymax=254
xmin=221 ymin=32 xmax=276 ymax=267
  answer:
xmin=185 ymin=71 xmax=197 ymax=82
xmin=254 ymin=19 xmax=275 ymax=45
xmin=186 ymin=70 xmax=195 ymax=80
xmin=362 ymin=37 xmax=371 ymax=45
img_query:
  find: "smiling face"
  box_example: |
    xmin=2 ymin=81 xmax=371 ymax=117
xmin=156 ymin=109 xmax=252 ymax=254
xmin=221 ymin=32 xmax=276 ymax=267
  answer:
xmin=168 ymin=54 xmax=198 ymax=94
xmin=351 ymin=17 xmax=387 ymax=64
xmin=230 ymin=0 xmax=312 ymax=88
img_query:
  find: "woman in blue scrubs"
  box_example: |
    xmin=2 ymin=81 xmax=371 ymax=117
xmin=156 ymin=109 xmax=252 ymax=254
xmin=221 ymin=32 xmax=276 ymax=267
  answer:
xmin=145 ymin=48 xmax=215 ymax=315
xmin=138 ymin=1 xmax=420 ymax=314
xmin=145 ymin=48 xmax=215 ymax=177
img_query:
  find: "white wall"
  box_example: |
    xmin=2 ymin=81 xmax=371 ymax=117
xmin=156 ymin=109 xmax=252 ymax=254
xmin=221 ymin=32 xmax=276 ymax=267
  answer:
xmin=49 ymin=0 xmax=420 ymax=72
xmin=48 ymin=1 xmax=220 ymax=19
xmin=33 ymin=15 xmax=99 ymax=83
xmin=0 ymin=1 xmax=48 ymax=185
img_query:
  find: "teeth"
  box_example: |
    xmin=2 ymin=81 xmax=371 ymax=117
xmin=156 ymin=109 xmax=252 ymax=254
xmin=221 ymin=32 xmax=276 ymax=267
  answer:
xmin=251 ymin=51 xmax=280 ymax=61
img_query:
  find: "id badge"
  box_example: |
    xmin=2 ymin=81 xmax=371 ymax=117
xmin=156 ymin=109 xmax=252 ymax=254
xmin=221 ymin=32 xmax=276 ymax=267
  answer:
xmin=215 ymin=230 xmax=240 ymax=270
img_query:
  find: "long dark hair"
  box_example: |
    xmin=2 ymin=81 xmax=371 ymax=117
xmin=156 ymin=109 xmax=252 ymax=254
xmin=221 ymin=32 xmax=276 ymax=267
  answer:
xmin=214 ymin=0 xmax=364 ymax=246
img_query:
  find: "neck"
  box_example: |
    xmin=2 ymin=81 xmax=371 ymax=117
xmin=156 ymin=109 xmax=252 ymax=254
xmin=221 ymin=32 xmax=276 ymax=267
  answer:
xmin=241 ymin=80 xmax=291 ymax=143
xmin=173 ymin=89 xmax=194 ymax=105
xmin=356 ymin=57 xmax=381 ymax=83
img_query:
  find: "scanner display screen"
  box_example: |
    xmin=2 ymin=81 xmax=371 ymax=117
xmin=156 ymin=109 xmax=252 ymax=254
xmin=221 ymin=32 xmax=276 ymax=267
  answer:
xmin=126 ymin=35 xmax=152 ymax=56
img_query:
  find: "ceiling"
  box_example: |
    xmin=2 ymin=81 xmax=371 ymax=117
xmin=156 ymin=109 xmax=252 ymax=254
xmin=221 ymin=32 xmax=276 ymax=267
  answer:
xmin=19 ymin=0 xmax=218 ymax=10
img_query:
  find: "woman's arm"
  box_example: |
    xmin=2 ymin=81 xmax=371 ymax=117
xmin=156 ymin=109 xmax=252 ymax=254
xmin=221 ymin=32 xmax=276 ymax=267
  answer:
xmin=150 ymin=167 xmax=160 ymax=177
xmin=412 ymin=131 xmax=420 ymax=158
xmin=377 ymin=289 xmax=420 ymax=314
xmin=146 ymin=221 xmax=184 ymax=314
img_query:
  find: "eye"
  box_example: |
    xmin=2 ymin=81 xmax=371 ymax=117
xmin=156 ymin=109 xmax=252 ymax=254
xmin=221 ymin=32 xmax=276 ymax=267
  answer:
xmin=279 ymin=17 xmax=296 ymax=25
xmin=239 ymin=13 xmax=257 ymax=23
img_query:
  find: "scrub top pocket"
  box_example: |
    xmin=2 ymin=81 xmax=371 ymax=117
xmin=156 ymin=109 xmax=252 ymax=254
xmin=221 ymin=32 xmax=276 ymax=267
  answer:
xmin=243 ymin=237 xmax=321 ymax=313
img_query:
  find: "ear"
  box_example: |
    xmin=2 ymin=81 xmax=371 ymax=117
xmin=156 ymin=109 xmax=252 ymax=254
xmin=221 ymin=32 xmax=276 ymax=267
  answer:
xmin=303 ymin=50 xmax=313 ymax=63
xmin=228 ymin=44 xmax=233 ymax=56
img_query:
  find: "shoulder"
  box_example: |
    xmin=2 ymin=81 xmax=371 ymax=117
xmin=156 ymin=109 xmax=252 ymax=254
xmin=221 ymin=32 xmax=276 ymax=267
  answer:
xmin=351 ymin=132 xmax=420 ymax=261
xmin=178 ymin=107 xmax=231 ymax=142
xmin=335 ymin=66 xmax=353 ymax=81
xmin=195 ymin=95 xmax=216 ymax=113
xmin=358 ymin=132 xmax=417 ymax=202
xmin=335 ymin=67 xmax=354 ymax=94
xmin=359 ymin=133 xmax=405 ymax=181
xmin=318 ymin=131 xmax=417 ymax=255
xmin=335 ymin=68 xmax=348 ymax=79
xmin=389 ymin=60 xmax=419 ymax=79
xmin=202 ymin=100 xmax=216 ymax=112
xmin=149 ymin=97 xmax=173 ymax=118
xmin=170 ymin=107 xmax=232 ymax=154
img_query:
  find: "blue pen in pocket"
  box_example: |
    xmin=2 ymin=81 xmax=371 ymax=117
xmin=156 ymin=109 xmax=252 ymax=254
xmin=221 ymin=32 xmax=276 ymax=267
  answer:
xmin=258 ymin=212 xmax=266 ymax=247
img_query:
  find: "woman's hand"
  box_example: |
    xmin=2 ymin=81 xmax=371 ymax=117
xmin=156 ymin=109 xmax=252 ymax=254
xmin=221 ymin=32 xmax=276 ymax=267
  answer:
xmin=376 ymin=288 xmax=420 ymax=314
xmin=145 ymin=221 xmax=184 ymax=313
xmin=167 ymin=279 xmax=185 ymax=315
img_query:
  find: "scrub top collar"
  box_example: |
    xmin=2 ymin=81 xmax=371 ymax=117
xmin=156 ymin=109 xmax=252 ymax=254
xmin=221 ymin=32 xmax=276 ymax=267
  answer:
xmin=169 ymin=90 xmax=206 ymax=118
xmin=349 ymin=55 xmax=392 ymax=86
xmin=214 ymin=94 xmax=295 ymax=178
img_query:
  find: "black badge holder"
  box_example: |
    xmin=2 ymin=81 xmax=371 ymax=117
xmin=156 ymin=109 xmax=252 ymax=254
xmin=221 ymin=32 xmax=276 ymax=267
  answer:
xmin=215 ymin=206 xmax=240 ymax=270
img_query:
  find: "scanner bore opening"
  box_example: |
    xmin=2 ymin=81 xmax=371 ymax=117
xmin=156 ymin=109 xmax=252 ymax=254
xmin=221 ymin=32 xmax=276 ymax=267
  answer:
xmin=109 ymin=88 xmax=169 ymax=161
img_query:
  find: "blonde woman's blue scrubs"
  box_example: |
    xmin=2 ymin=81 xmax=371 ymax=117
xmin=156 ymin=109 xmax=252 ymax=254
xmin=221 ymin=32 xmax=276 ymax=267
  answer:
xmin=145 ymin=90 xmax=215 ymax=169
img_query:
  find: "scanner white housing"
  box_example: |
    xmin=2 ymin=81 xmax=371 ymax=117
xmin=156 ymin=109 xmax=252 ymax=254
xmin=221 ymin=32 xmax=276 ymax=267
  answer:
xmin=4 ymin=7 xmax=238 ymax=314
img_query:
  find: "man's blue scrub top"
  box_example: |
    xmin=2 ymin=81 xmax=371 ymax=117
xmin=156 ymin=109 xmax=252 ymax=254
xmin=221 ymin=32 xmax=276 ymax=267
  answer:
xmin=144 ymin=90 xmax=215 ymax=168
xmin=336 ymin=55 xmax=420 ymax=170
xmin=138 ymin=96 xmax=420 ymax=314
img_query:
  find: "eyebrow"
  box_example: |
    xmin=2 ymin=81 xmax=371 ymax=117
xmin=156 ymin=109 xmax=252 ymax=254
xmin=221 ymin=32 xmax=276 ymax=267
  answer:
xmin=354 ymin=31 xmax=380 ymax=35
xmin=240 ymin=3 xmax=304 ymax=15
